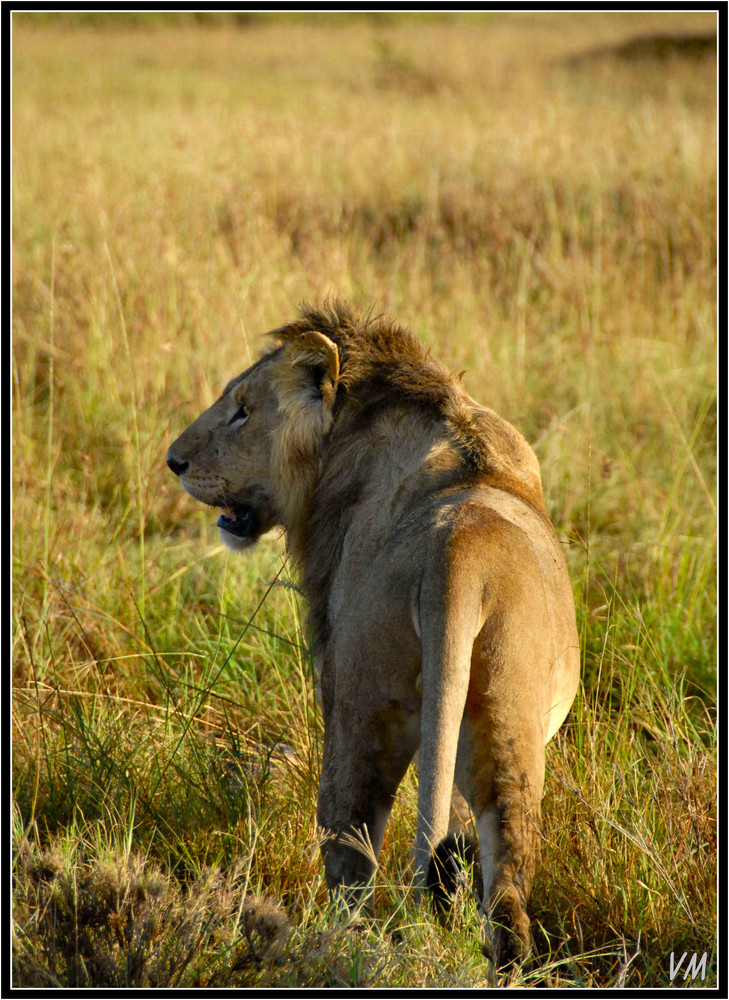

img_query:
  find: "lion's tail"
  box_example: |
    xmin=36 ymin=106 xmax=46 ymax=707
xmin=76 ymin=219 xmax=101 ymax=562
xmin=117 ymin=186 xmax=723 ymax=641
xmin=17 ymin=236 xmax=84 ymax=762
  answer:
xmin=413 ymin=563 xmax=483 ymax=889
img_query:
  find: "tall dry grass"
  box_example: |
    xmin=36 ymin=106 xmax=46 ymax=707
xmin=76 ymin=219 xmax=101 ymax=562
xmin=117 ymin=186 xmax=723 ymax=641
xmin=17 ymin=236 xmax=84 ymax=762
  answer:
xmin=12 ymin=12 xmax=716 ymax=988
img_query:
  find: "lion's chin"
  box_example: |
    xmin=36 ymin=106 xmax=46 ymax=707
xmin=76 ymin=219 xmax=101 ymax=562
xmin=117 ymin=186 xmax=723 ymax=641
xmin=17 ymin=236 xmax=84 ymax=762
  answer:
xmin=217 ymin=506 xmax=262 ymax=551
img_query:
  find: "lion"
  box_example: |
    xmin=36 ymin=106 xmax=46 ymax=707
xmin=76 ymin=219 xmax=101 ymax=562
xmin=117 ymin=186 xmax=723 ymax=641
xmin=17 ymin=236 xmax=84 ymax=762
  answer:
xmin=166 ymin=302 xmax=580 ymax=966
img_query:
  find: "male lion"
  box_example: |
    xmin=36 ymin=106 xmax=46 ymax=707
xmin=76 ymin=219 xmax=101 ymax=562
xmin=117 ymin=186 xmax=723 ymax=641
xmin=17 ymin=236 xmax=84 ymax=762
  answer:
xmin=167 ymin=302 xmax=580 ymax=966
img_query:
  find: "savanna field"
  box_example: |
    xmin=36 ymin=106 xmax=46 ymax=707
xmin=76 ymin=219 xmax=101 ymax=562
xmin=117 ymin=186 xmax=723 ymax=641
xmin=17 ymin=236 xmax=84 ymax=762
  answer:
xmin=11 ymin=12 xmax=717 ymax=989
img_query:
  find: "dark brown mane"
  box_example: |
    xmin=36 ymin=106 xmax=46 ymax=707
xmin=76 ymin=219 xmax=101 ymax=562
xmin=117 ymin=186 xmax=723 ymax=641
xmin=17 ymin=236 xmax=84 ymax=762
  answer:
xmin=270 ymin=300 xmax=496 ymax=473
xmin=269 ymin=300 xmax=442 ymax=396
xmin=270 ymin=301 xmax=547 ymax=496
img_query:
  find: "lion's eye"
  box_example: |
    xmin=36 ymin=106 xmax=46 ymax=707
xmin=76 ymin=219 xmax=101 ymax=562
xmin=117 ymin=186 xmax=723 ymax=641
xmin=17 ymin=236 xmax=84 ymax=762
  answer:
xmin=228 ymin=403 xmax=249 ymax=426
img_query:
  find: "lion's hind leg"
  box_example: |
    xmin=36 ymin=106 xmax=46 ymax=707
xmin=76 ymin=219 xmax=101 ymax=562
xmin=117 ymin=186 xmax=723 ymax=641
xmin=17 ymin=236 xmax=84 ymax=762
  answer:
xmin=426 ymin=783 xmax=541 ymax=969
xmin=463 ymin=725 xmax=545 ymax=969
xmin=478 ymin=792 xmax=541 ymax=967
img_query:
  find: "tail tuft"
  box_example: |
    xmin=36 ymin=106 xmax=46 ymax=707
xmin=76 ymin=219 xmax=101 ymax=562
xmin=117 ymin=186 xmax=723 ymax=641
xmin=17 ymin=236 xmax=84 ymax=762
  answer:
xmin=426 ymin=832 xmax=483 ymax=914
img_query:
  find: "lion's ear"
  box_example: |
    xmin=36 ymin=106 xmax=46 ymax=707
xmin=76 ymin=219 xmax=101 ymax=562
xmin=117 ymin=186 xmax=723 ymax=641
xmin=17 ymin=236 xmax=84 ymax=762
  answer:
xmin=283 ymin=331 xmax=340 ymax=414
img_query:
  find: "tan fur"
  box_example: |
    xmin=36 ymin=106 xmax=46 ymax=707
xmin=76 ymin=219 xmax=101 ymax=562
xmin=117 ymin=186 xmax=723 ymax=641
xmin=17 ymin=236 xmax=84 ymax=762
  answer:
xmin=167 ymin=301 xmax=580 ymax=967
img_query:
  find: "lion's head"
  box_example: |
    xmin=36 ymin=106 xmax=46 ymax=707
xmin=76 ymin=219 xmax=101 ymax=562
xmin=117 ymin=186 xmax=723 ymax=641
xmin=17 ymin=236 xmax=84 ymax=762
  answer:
xmin=166 ymin=327 xmax=341 ymax=552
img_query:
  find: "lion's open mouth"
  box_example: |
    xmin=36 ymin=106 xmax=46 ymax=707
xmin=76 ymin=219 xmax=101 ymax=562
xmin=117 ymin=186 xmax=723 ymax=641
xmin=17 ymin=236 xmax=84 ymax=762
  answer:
xmin=216 ymin=505 xmax=260 ymax=540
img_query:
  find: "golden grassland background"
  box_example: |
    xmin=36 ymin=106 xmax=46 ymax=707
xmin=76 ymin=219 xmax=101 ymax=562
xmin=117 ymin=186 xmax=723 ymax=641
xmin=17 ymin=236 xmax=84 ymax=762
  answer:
xmin=12 ymin=11 xmax=716 ymax=988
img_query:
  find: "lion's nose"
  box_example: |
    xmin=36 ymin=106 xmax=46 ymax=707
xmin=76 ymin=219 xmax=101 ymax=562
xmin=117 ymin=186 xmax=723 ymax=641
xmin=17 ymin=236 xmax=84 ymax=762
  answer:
xmin=166 ymin=451 xmax=189 ymax=477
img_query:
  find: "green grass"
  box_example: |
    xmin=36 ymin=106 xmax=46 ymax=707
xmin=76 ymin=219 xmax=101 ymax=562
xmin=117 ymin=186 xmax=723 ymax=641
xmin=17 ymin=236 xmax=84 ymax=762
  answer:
xmin=12 ymin=12 xmax=716 ymax=988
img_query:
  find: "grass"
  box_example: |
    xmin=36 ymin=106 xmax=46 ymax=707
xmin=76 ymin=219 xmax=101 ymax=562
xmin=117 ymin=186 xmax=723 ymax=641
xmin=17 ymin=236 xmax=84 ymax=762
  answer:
xmin=12 ymin=11 xmax=717 ymax=988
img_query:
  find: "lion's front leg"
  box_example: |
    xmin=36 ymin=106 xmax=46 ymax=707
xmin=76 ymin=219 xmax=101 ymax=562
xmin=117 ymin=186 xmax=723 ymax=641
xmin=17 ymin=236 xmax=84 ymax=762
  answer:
xmin=317 ymin=697 xmax=418 ymax=904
